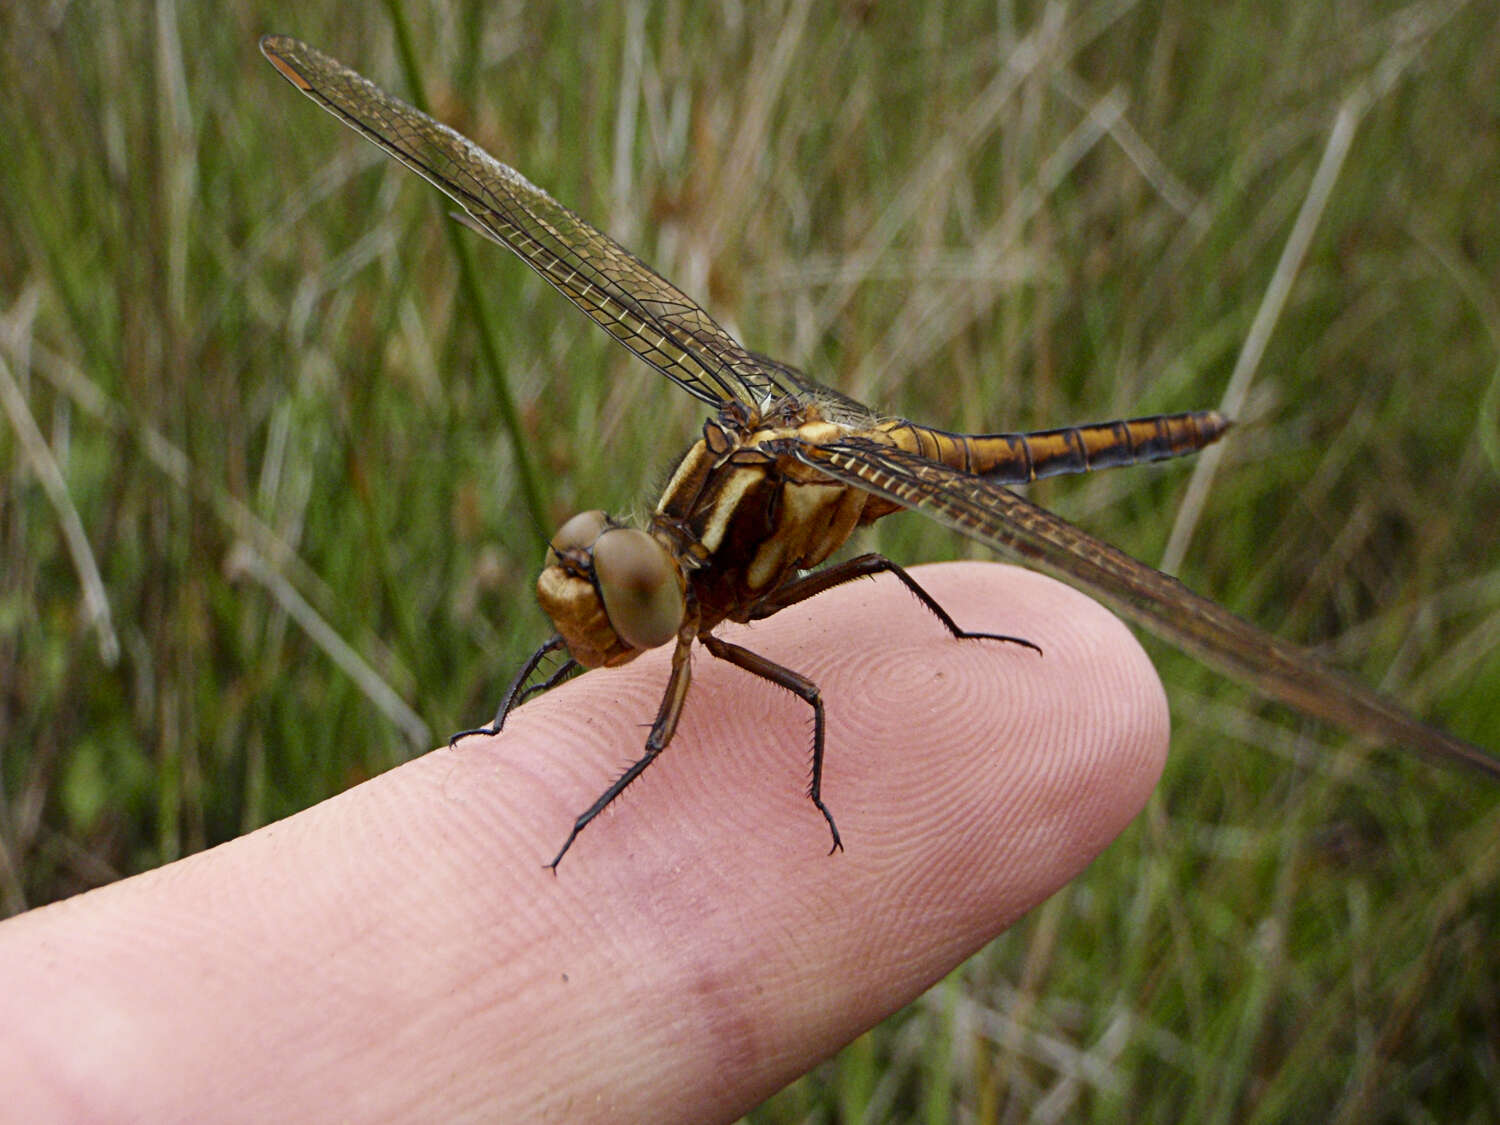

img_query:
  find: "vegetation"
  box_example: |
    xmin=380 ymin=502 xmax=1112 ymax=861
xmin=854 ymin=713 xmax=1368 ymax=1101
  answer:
xmin=2 ymin=0 xmax=1497 ymax=1119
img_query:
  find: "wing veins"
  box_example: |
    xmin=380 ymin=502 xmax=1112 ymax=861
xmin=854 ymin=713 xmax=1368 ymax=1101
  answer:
xmin=262 ymin=36 xmax=796 ymax=409
xmin=796 ymin=436 xmax=1500 ymax=778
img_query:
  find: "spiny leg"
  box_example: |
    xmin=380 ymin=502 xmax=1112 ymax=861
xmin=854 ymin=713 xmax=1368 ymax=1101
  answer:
xmin=547 ymin=629 xmax=696 ymax=871
xmin=752 ymin=553 xmax=1042 ymax=654
xmin=514 ymin=655 xmax=582 ymax=709
xmin=701 ymin=633 xmax=843 ymax=855
xmin=449 ymin=634 xmax=572 ymax=746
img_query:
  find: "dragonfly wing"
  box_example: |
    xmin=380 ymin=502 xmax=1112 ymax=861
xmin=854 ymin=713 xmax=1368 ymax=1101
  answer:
xmin=745 ymin=351 xmax=881 ymax=426
xmin=796 ymin=435 xmax=1500 ymax=778
xmin=261 ymin=35 xmax=800 ymax=410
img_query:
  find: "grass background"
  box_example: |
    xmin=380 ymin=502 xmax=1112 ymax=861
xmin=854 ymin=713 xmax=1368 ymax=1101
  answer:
xmin=3 ymin=0 xmax=1499 ymax=1119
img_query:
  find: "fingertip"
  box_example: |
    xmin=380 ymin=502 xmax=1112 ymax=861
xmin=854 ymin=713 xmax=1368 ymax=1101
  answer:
xmin=490 ymin=558 xmax=1167 ymax=947
xmin=0 ymin=562 xmax=1171 ymax=1122
xmin=764 ymin=560 xmax=1169 ymax=927
xmin=495 ymin=559 xmax=1168 ymax=893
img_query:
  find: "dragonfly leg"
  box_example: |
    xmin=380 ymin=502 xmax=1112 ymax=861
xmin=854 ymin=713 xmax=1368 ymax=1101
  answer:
xmin=701 ymin=634 xmax=844 ymax=856
xmin=516 ymin=656 xmax=582 ymax=707
xmin=754 ymin=553 xmax=1042 ymax=654
xmin=449 ymin=634 xmax=572 ymax=747
xmin=547 ymin=630 xmax=696 ymax=871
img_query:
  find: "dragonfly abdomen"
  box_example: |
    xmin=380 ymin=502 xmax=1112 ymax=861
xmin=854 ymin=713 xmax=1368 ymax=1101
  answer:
xmin=882 ymin=411 xmax=1229 ymax=485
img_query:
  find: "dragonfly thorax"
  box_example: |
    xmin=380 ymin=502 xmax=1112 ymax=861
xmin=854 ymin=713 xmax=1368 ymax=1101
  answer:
xmin=536 ymin=509 xmax=687 ymax=669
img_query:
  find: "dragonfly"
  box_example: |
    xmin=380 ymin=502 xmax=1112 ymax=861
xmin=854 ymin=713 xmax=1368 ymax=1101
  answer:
xmin=262 ymin=36 xmax=1500 ymax=868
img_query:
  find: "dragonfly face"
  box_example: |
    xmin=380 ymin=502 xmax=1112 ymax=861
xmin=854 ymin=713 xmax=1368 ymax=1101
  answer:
xmin=261 ymin=36 xmax=1500 ymax=869
xmin=538 ymin=510 xmax=686 ymax=669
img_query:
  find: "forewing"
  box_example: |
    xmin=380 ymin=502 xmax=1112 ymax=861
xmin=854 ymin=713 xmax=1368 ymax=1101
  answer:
xmin=746 ymin=351 xmax=880 ymax=426
xmin=796 ymin=436 xmax=1500 ymax=778
xmin=261 ymin=35 xmax=800 ymax=409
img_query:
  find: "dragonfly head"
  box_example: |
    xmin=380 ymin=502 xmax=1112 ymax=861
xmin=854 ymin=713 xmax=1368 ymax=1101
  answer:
xmin=537 ymin=510 xmax=687 ymax=669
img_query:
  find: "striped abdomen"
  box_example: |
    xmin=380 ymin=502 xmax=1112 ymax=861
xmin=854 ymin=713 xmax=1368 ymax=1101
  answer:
xmin=879 ymin=410 xmax=1229 ymax=484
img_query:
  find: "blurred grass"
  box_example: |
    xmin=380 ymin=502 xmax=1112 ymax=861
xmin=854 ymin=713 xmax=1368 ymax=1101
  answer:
xmin=2 ymin=0 xmax=1499 ymax=1119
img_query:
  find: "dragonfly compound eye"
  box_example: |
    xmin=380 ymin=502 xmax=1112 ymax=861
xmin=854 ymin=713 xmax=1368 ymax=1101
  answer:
xmin=592 ymin=528 xmax=685 ymax=651
xmin=546 ymin=509 xmax=611 ymax=568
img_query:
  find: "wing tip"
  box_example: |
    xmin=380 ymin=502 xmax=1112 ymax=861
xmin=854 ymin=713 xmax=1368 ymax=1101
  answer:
xmin=259 ymin=34 xmax=313 ymax=91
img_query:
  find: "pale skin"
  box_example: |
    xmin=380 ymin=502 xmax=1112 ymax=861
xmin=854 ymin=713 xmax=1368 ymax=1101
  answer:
xmin=0 ymin=562 xmax=1168 ymax=1122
